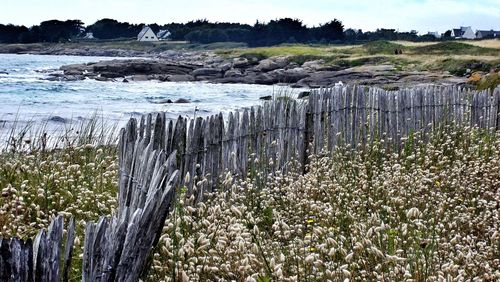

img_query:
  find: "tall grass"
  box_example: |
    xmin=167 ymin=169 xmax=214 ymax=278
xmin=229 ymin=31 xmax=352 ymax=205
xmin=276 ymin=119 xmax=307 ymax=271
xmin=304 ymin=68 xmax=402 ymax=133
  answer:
xmin=149 ymin=125 xmax=499 ymax=281
xmin=1 ymin=112 xmax=119 ymax=153
xmin=0 ymin=113 xmax=120 ymax=237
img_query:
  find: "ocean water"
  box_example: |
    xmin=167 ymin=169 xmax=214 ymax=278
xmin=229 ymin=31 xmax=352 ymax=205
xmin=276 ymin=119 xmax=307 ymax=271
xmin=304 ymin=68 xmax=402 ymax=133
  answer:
xmin=0 ymin=54 xmax=279 ymax=138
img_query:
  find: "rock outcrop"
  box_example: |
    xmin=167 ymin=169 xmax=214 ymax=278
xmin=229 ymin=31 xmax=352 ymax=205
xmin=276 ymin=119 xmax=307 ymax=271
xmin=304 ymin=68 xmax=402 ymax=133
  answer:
xmin=51 ymin=54 xmax=467 ymax=89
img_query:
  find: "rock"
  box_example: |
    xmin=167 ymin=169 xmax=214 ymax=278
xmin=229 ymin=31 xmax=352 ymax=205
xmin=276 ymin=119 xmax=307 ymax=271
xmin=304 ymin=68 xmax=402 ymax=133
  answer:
xmin=61 ymin=59 xmax=196 ymax=80
xmin=255 ymin=73 xmax=278 ymax=85
xmin=149 ymin=99 xmax=173 ymax=104
xmin=267 ymin=68 xmax=310 ymax=83
xmin=232 ymin=57 xmax=251 ymax=68
xmin=174 ymin=98 xmax=191 ymax=103
xmin=220 ymin=62 xmax=232 ymax=72
xmin=63 ymin=75 xmax=85 ymax=81
xmin=167 ymin=74 xmax=195 ymax=82
xmin=254 ymin=57 xmax=289 ymax=72
xmin=259 ymin=95 xmax=272 ymax=101
xmin=224 ymin=68 xmax=244 ymax=78
xmin=130 ymin=75 xmax=149 ymax=81
xmin=192 ymin=68 xmax=223 ymax=79
xmin=122 ymin=78 xmax=129 ymax=83
xmin=63 ymin=69 xmax=83 ymax=76
xmin=48 ymin=116 xmax=66 ymax=123
xmin=212 ymin=75 xmax=257 ymax=84
xmin=302 ymin=60 xmax=323 ymax=69
xmin=95 ymin=76 xmax=110 ymax=82
xmin=60 ymin=63 xmax=91 ymax=74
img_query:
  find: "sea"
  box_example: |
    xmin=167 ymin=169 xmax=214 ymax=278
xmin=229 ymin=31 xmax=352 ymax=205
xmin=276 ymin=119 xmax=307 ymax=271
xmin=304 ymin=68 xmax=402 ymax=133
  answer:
xmin=0 ymin=54 xmax=281 ymax=141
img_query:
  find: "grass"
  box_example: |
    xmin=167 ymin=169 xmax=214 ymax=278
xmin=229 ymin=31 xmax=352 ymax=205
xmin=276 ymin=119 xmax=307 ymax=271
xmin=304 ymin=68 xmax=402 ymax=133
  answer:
xmin=1 ymin=111 xmax=499 ymax=281
xmin=0 ymin=114 xmax=119 ymax=279
xmin=421 ymin=57 xmax=500 ymax=76
xmin=362 ymin=40 xmax=405 ymax=54
xmin=148 ymin=125 xmax=500 ymax=281
xmin=411 ymin=41 xmax=500 ymax=56
xmin=3 ymin=39 xmax=497 ymax=79
xmin=474 ymin=71 xmax=500 ymax=91
xmin=216 ymin=40 xmax=499 ymax=76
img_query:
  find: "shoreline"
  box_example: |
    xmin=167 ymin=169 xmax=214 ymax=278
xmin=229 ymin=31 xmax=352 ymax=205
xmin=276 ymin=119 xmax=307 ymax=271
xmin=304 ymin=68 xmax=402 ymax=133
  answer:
xmin=2 ymin=41 xmax=497 ymax=90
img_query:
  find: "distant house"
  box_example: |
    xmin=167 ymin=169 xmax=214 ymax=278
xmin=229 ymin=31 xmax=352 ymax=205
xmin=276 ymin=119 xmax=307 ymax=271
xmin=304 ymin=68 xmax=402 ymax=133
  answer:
xmin=451 ymin=26 xmax=475 ymax=39
xmin=156 ymin=30 xmax=171 ymax=41
xmin=476 ymin=29 xmax=500 ymax=39
xmin=427 ymin=31 xmax=441 ymax=38
xmin=137 ymin=26 xmax=158 ymax=41
xmin=82 ymin=32 xmax=95 ymax=39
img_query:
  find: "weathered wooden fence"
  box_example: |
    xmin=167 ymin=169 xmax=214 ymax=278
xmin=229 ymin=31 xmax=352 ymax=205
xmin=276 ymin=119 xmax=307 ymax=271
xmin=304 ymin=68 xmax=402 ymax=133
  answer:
xmin=82 ymin=117 xmax=180 ymax=282
xmin=1 ymin=85 xmax=499 ymax=281
xmin=120 ymin=85 xmax=500 ymax=197
xmin=0 ymin=215 xmax=75 ymax=282
xmin=308 ymin=86 xmax=500 ymax=152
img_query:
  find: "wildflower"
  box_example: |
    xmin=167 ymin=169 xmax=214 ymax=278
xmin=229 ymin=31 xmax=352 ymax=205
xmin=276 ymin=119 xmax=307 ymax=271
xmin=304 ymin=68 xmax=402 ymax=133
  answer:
xmin=406 ymin=207 xmax=421 ymax=219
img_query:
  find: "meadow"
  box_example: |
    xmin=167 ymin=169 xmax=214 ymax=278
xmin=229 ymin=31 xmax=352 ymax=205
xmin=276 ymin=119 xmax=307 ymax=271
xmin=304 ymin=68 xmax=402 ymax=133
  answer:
xmin=147 ymin=125 xmax=499 ymax=281
xmin=0 ymin=39 xmax=499 ymax=280
xmin=219 ymin=40 xmax=500 ymax=75
xmin=0 ymin=114 xmax=498 ymax=281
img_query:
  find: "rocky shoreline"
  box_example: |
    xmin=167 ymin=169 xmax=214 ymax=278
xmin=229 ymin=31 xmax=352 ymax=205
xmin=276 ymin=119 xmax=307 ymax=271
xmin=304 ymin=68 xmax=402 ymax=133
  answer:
xmin=2 ymin=45 xmax=467 ymax=89
xmin=50 ymin=53 xmax=467 ymax=90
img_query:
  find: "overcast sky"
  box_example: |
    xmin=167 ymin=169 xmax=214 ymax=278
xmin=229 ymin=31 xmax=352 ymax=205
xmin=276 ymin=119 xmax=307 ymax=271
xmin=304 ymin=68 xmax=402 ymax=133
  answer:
xmin=2 ymin=0 xmax=499 ymax=34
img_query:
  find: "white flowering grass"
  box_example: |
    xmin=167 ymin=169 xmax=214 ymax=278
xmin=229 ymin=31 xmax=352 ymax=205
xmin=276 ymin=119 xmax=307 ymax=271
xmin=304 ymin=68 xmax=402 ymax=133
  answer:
xmin=0 ymin=116 xmax=119 ymax=279
xmin=150 ymin=126 xmax=499 ymax=281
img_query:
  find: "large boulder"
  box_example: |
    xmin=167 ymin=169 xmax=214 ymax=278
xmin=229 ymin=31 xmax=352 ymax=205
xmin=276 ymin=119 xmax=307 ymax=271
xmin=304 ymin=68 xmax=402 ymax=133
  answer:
xmin=60 ymin=63 xmax=91 ymax=75
xmin=130 ymin=75 xmax=149 ymax=81
xmin=62 ymin=59 xmax=197 ymax=79
xmin=232 ymin=57 xmax=251 ymax=68
xmin=266 ymin=68 xmax=310 ymax=83
xmin=254 ymin=57 xmax=289 ymax=72
xmin=224 ymin=68 xmax=244 ymax=78
xmin=254 ymin=73 xmax=278 ymax=85
xmin=302 ymin=60 xmax=325 ymax=71
xmin=213 ymin=75 xmax=257 ymax=84
xmin=192 ymin=68 xmax=223 ymax=79
xmin=167 ymin=74 xmax=195 ymax=82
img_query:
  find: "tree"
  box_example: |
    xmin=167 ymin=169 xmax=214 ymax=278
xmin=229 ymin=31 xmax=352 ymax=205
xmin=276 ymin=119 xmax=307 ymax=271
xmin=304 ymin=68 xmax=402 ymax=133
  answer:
xmin=314 ymin=19 xmax=344 ymax=42
xmin=87 ymin=19 xmax=141 ymax=39
xmin=0 ymin=24 xmax=29 ymax=43
xmin=38 ymin=20 xmax=84 ymax=42
xmin=258 ymin=18 xmax=308 ymax=46
xmin=442 ymin=30 xmax=452 ymax=38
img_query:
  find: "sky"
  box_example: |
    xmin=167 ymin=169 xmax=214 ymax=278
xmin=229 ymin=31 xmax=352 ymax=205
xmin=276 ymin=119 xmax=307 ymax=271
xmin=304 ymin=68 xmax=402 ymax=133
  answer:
xmin=1 ymin=0 xmax=499 ymax=34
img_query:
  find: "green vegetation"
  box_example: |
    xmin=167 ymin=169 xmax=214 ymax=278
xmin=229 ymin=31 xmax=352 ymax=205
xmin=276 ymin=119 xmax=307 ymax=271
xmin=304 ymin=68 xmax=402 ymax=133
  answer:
xmin=362 ymin=40 xmax=405 ymax=54
xmin=424 ymin=57 xmax=500 ymax=76
xmin=475 ymin=72 xmax=500 ymax=91
xmin=411 ymin=41 xmax=500 ymax=56
xmin=149 ymin=125 xmax=499 ymax=281
xmin=1 ymin=111 xmax=499 ymax=281
xmin=0 ymin=116 xmax=119 ymax=279
xmin=218 ymin=39 xmax=499 ymax=76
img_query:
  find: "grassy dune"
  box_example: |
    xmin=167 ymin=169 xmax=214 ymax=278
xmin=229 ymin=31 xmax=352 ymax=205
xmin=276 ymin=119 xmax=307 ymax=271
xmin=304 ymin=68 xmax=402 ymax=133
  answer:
xmin=217 ymin=40 xmax=500 ymax=90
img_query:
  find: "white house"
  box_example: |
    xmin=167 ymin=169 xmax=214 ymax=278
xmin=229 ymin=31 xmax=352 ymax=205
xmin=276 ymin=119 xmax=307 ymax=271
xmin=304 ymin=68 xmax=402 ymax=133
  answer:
xmin=137 ymin=26 xmax=158 ymax=41
xmin=157 ymin=30 xmax=171 ymax=40
xmin=83 ymin=32 xmax=95 ymax=39
xmin=451 ymin=26 xmax=475 ymax=39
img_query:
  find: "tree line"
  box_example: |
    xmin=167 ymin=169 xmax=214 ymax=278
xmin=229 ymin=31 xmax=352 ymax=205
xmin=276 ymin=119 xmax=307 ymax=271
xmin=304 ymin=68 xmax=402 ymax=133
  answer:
xmin=0 ymin=18 xmax=448 ymax=46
